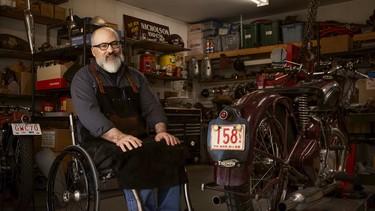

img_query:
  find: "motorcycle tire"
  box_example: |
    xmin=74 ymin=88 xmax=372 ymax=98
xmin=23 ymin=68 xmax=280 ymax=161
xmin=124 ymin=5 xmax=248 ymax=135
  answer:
xmin=9 ymin=135 xmax=34 ymax=210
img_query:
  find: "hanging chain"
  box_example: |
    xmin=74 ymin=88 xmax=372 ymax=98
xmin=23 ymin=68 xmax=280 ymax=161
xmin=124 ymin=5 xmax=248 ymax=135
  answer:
xmin=240 ymin=14 xmax=243 ymax=49
xmin=297 ymin=0 xmax=320 ymax=63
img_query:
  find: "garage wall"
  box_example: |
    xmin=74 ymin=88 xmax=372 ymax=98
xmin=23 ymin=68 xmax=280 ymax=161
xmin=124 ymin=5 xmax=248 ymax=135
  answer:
xmin=1 ymin=0 xmax=375 ymax=102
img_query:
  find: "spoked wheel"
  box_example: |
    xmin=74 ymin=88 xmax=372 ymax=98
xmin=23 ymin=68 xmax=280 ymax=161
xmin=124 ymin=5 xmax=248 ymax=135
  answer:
xmin=9 ymin=135 xmax=34 ymax=210
xmin=46 ymin=145 xmax=100 ymax=211
xmin=225 ymin=110 xmax=288 ymax=211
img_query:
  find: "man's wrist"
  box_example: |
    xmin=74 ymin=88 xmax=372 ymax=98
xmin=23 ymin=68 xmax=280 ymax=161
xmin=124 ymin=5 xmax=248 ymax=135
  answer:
xmin=155 ymin=122 xmax=167 ymax=134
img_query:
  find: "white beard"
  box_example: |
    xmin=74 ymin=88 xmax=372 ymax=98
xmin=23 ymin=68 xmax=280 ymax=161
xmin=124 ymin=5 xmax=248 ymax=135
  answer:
xmin=98 ymin=53 xmax=124 ymax=73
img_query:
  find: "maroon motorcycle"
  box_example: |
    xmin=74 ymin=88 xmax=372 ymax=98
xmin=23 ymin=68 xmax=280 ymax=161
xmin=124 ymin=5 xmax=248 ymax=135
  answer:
xmin=0 ymin=105 xmax=41 ymax=210
xmin=202 ymin=62 xmax=350 ymax=210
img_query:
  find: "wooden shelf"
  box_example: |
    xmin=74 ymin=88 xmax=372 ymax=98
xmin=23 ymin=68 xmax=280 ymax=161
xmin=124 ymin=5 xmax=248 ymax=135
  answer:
xmin=125 ymin=37 xmax=190 ymax=53
xmin=0 ymin=6 xmax=65 ymax=26
xmin=145 ymin=74 xmax=188 ymax=81
xmin=185 ymin=32 xmax=375 ymax=62
xmin=0 ymin=45 xmax=87 ymax=61
xmin=0 ymin=48 xmax=32 ymax=60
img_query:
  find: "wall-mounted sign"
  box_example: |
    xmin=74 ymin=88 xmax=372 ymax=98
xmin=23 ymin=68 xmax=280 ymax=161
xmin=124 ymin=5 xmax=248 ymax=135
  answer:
xmin=123 ymin=14 xmax=170 ymax=43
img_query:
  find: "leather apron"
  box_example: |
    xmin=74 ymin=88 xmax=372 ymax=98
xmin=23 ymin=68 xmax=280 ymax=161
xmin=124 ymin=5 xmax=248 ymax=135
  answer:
xmin=79 ymin=63 xmax=188 ymax=189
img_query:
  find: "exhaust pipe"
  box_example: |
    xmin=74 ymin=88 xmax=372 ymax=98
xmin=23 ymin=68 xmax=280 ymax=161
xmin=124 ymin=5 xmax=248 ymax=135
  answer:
xmin=212 ymin=195 xmax=226 ymax=205
xmin=278 ymin=183 xmax=337 ymax=211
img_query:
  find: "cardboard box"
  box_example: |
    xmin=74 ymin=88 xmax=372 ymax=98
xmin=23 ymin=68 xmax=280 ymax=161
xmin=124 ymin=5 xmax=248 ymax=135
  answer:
xmin=16 ymin=0 xmax=40 ymax=14
xmin=38 ymin=1 xmax=54 ymax=17
xmin=60 ymin=98 xmax=76 ymax=115
xmin=54 ymin=5 xmax=66 ymax=20
xmin=356 ymin=78 xmax=375 ymax=104
xmin=36 ymin=78 xmax=67 ymax=90
xmin=320 ymin=34 xmax=353 ymax=54
xmin=37 ymin=62 xmax=73 ymax=81
xmin=15 ymin=72 xmax=33 ymax=95
xmin=123 ymin=14 xmax=170 ymax=42
xmin=41 ymin=128 xmax=72 ymax=152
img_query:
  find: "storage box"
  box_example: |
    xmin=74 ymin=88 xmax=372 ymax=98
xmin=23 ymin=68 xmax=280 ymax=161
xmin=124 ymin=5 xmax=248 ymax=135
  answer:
xmin=204 ymin=36 xmax=221 ymax=53
xmin=320 ymin=34 xmax=353 ymax=54
xmin=38 ymin=2 xmax=54 ymax=18
xmin=71 ymin=34 xmax=92 ymax=46
xmin=281 ymin=22 xmax=304 ymax=44
xmin=243 ymin=23 xmax=261 ymax=48
xmin=188 ymin=23 xmax=204 ymax=34
xmin=356 ymin=78 xmax=375 ymax=104
xmin=15 ymin=0 xmax=40 ymax=14
xmin=187 ymin=38 xmax=204 ymax=55
xmin=37 ymin=62 xmax=74 ymax=81
xmin=60 ymin=98 xmax=76 ymax=114
xmin=36 ymin=78 xmax=67 ymax=90
xmin=53 ymin=5 xmax=66 ymax=20
xmin=124 ymin=14 xmax=170 ymax=42
xmin=41 ymin=128 xmax=72 ymax=152
xmin=202 ymin=20 xmax=221 ymax=31
xmin=221 ymin=33 xmax=239 ymax=51
xmin=15 ymin=72 xmax=33 ymax=95
xmin=260 ymin=20 xmax=282 ymax=46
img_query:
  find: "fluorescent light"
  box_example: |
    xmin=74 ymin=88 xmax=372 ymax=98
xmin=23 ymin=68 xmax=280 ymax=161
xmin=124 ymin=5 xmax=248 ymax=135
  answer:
xmin=250 ymin=0 xmax=269 ymax=7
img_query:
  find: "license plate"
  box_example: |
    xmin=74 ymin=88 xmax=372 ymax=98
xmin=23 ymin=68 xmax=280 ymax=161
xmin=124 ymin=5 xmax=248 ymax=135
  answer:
xmin=11 ymin=123 xmax=42 ymax=135
xmin=210 ymin=124 xmax=246 ymax=150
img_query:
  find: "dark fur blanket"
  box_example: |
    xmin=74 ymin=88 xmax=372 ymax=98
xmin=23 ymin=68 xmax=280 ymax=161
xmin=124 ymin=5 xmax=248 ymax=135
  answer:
xmin=81 ymin=137 xmax=189 ymax=189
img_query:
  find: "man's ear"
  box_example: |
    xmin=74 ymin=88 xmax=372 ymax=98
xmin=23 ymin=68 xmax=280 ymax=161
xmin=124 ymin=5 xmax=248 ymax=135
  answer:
xmin=91 ymin=48 xmax=96 ymax=57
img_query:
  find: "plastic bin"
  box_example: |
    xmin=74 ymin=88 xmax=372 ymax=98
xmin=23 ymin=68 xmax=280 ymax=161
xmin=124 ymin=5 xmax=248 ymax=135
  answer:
xmin=260 ymin=20 xmax=282 ymax=46
xmin=281 ymin=23 xmax=304 ymax=43
xmin=243 ymin=23 xmax=260 ymax=48
xmin=221 ymin=32 xmax=239 ymax=51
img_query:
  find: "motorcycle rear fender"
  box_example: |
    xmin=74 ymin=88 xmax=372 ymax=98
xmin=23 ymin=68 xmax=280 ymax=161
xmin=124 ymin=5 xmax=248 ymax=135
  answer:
xmin=209 ymin=90 xmax=293 ymax=186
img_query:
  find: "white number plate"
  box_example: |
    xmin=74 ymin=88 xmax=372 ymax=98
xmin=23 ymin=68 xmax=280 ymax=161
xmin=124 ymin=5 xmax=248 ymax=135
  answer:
xmin=210 ymin=124 xmax=246 ymax=151
xmin=11 ymin=123 xmax=42 ymax=135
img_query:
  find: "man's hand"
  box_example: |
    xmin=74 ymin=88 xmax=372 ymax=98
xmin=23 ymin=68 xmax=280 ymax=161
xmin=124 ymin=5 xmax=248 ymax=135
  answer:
xmin=154 ymin=122 xmax=180 ymax=146
xmin=155 ymin=132 xmax=180 ymax=146
xmin=101 ymin=128 xmax=142 ymax=152
xmin=115 ymin=134 xmax=143 ymax=152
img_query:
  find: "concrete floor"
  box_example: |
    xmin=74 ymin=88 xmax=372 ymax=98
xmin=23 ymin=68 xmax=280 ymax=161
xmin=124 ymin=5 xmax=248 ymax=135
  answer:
xmin=21 ymin=164 xmax=227 ymax=211
xmin=7 ymin=164 xmax=375 ymax=211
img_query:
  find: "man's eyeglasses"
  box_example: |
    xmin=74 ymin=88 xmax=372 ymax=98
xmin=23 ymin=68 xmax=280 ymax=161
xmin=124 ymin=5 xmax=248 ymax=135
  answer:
xmin=92 ymin=41 xmax=120 ymax=51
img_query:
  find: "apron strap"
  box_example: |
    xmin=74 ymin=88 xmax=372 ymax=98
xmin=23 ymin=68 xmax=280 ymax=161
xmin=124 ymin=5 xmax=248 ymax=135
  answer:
xmin=89 ymin=62 xmax=106 ymax=93
xmin=89 ymin=61 xmax=139 ymax=94
xmin=124 ymin=70 xmax=139 ymax=94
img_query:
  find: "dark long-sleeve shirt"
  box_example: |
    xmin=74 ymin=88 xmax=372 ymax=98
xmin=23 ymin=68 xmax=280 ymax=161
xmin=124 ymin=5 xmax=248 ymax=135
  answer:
xmin=70 ymin=60 xmax=167 ymax=138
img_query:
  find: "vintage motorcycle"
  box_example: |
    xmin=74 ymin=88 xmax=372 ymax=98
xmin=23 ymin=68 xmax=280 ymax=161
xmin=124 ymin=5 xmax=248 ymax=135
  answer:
xmin=0 ymin=105 xmax=41 ymax=210
xmin=202 ymin=61 xmax=352 ymax=210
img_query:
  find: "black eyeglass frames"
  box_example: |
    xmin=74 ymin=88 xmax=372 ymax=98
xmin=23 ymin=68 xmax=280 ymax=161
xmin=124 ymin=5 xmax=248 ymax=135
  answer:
xmin=92 ymin=41 xmax=120 ymax=51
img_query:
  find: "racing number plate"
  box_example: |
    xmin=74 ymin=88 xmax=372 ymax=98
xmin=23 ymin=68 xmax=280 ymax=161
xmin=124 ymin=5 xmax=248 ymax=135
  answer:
xmin=11 ymin=123 xmax=42 ymax=135
xmin=210 ymin=124 xmax=246 ymax=150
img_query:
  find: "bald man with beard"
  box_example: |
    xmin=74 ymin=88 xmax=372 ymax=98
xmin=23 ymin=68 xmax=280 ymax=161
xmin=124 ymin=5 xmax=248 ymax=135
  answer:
xmin=70 ymin=26 xmax=188 ymax=211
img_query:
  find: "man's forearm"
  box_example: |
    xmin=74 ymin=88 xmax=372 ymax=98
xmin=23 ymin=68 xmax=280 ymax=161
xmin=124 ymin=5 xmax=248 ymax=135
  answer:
xmin=155 ymin=122 xmax=167 ymax=134
xmin=101 ymin=127 xmax=123 ymax=143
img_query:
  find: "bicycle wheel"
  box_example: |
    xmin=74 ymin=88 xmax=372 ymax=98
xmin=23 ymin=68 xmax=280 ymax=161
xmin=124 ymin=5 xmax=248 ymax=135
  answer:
xmin=8 ymin=135 xmax=34 ymax=210
xmin=224 ymin=107 xmax=288 ymax=211
xmin=46 ymin=145 xmax=100 ymax=211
